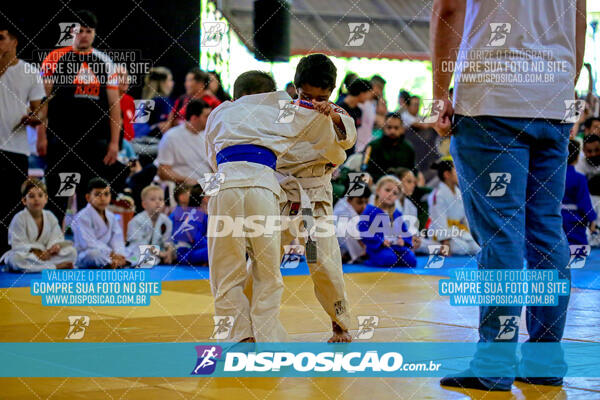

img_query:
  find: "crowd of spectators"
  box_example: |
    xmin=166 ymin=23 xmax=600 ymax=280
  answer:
xmin=1 ymin=9 xmax=599 ymax=270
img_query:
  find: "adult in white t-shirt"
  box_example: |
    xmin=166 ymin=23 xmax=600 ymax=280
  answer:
xmin=0 ymin=28 xmax=46 ymax=253
xmin=356 ymin=99 xmax=376 ymax=153
xmin=156 ymin=99 xmax=212 ymax=187
xmin=431 ymin=0 xmax=587 ymax=391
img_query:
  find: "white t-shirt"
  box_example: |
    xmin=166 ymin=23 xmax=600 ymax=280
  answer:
xmin=454 ymin=0 xmax=576 ymax=120
xmin=0 ymin=60 xmax=45 ymax=155
xmin=156 ymin=124 xmax=211 ymax=184
xmin=401 ymin=110 xmax=419 ymax=127
xmin=357 ymin=100 xmax=376 ymax=152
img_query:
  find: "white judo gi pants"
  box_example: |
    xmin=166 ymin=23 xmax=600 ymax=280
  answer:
xmin=281 ymin=201 xmax=351 ymax=331
xmin=208 ymin=186 xmax=288 ymax=342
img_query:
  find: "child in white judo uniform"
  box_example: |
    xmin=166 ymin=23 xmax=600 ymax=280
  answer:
xmin=126 ymin=185 xmax=174 ymax=266
xmin=1 ymin=179 xmax=76 ymax=272
xmin=333 ymin=186 xmax=370 ymax=263
xmin=274 ymin=54 xmax=358 ymax=342
xmin=205 ymin=71 xmax=296 ymax=343
xmin=428 ymin=158 xmax=479 ymax=256
xmin=72 ymin=178 xmax=128 ymax=268
xmin=205 ymin=70 xmax=349 ymax=342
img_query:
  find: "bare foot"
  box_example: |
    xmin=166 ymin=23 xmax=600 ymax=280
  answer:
xmin=56 ymin=262 xmax=74 ymax=269
xmin=327 ymin=321 xmax=352 ymax=343
xmin=240 ymin=337 xmax=255 ymax=343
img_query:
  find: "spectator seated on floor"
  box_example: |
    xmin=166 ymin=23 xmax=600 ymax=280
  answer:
xmin=170 ymin=185 xmax=208 ymax=266
xmin=358 ymin=175 xmax=417 ymax=268
xmin=126 ymin=185 xmax=175 ymax=266
xmin=562 ymin=140 xmax=597 ymax=246
xmin=1 ymin=179 xmax=76 ymax=272
xmin=427 ymin=158 xmax=479 ymax=256
xmin=333 ymin=186 xmax=371 ymax=263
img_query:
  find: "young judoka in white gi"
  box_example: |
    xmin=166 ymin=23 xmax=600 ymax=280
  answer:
xmin=72 ymin=178 xmax=128 ymax=268
xmin=205 ymin=70 xmax=350 ymax=342
xmin=204 ymin=71 xmax=295 ymax=343
xmin=428 ymin=158 xmax=479 ymax=256
xmin=1 ymin=179 xmax=76 ymax=272
xmin=126 ymin=185 xmax=174 ymax=266
xmin=274 ymin=54 xmax=358 ymax=342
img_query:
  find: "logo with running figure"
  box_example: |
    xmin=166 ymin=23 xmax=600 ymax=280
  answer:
xmin=202 ymin=22 xmax=227 ymax=47
xmin=345 ymin=23 xmax=370 ymax=46
xmin=56 ymin=173 xmax=81 ymax=197
xmin=137 ymin=245 xmax=160 ymax=268
xmin=345 ymin=172 xmax=369 ymax=197
xmin=567 ymin=245 xmax=590 ymax=269
xmin=486 ymin=172 xmax=511 ymax=197
xmin=275 ymin=100 xmax=299 ymax=123
xmin=424 ymin=245 xmax=449 ymax=268
xmin=420 ymin=99 xmax=444 ymax=123
xmin=281 ymin=245 xmax=304 ymax=269
xmin=132 ymin=100 xmax=155 ymax=123
xmin=56 ymin=23 xmax=80 ymax=47
xmin=191 ymin=345 xmax=222 ymax=375
xmin=562 ymin=100 xmax=586 ymax=123
xmin=65 ymin=316 xmax=90 ymax=339
xmin=210 ymin=316 xmax=234 ymax=339
xmin=355 ymin=315 xmax=379 ymax=339
xmin=496 ymin=316 xmax=519 ymax=340
xmin=486 ymin=23 xmax=511 ymax=47
xmin=203 ymin=173 xmax=225 ymax=196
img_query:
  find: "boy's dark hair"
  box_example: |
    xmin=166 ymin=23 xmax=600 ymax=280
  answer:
xmin=76 ymin=10 xmax=98 ymax=29
xmin=370 ymin=75 xmax=386 ymax=86
xmin=584 ymin=117 xmax=600 ymax=130
xmin=185 ymin=99 xmax=209 ymax=120
xmin=233 ymin=70 xmax=276 ymax=99
xmin=347 ymin=78 xmax=371 ymax=96
xmin=21 ymin=178 xmax=47 ymax=197
xmin=87 ymin=177 xmax=109 ymax=193
xmin=583 ymin=134 xmax=600 ymax=146
xmin=568 ymin=139 xmax=581 ymax=165
xmin=432 ymin=159 xmax=454 ymax=181
xmin=188 ymin=67 xmax=209 ymax=86
xmin=294 ymin=54 xmax=337 ymax=91
xmin=174 ymin=184 xmax=191 ymax=203
xmin=188 ymin=184 xmax=204 ymax=207
xmin=0 ymin=12 xmax=25 ymax=43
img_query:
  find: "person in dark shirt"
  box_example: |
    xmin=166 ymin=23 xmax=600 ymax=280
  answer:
xmin=362 ymin=112 xmax=415 ymax=182
xmin=40 ymin=10 xmax=126 ymax=222
xmin=163 ymin=67 xmax=220 ymax=131
xmin=336 ymin=78 xmax=371 ymax=128
xmin=336 ymin=78 xmax=371 ymax=155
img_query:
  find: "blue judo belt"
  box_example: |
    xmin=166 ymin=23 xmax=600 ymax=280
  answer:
xmin=216 ymin=144 xmax=276 ymax=170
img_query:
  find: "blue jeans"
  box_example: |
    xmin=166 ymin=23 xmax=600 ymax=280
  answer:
xmin=450 ymin=115 xmax=571 ymax=389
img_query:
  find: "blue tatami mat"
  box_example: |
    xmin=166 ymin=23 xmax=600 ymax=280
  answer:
xmin=1 ymin=253 xmax=598 ymax=290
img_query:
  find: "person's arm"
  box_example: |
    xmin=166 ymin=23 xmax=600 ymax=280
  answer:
xmin=574 ymin=0 xmax=587 ymax=87
xmin=109 ymin=214 xmax=126 ymax=257
xmin=431 ymin=0 xmax=466 ymax=136
xmin=157 ymin=164 xmax=198 ymax=186
xmin=37 ymin=79 xmax=54 ymax=157
xmin=104 ymin=87 xmax=122 ymax=165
